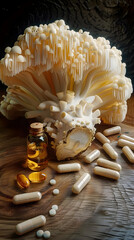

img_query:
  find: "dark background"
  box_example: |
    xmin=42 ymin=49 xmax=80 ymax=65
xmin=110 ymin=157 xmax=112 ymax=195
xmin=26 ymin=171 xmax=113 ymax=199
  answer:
xmin=0 ymin=0 xmax=134 ymax=89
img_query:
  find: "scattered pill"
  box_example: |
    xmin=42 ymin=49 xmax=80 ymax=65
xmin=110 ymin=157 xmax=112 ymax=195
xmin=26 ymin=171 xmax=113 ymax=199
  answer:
xmin=16 ymin=215 xmax=46 ymax=235
xmin=52 ymin=189 xmax=60 ymax=195
xmin=49 ymin=179 xmax=56 ymax=185
xmin=28 ymin=172 xmax=47 ymax=183
xmin=97 ymin=158 xmax=122 ymax=171
xmin=119 ymin=134 xmax=134 ymax=143
xmin=93 ymin=166 xmax=120 ymax=180
xmin=49 ymin=208 xmax=56 ymax=216
xmin=52 ymin=205 xmax=58 ymax=211
xmin=95 ymin=132 xmax=110 ymax=144
xmin=13 ymin=191 xmax=42 ymax=205
xmin=72 ymin=173 xmax=91 ymax=194
xmin=122 ymin=146 xmax=134 ymax=163
xmin=118 ymin=139 xmax=134 ymax=150
xmin=103 ymin=143 xmax=118 ymax=160
xmin=43 ymin=230 xmax=51 ymax=239
xmin=16 ymin=174 xmax=30 ymax=189
xmin=83 ymin=149 xmax=100 ymax=163
xmin=56 ymin=163 xmax=81 ymax=173
xmin=103 ymin=126 xmax=121 ymax=136
xmin=36 ymin=229 xmax=44 ymax=238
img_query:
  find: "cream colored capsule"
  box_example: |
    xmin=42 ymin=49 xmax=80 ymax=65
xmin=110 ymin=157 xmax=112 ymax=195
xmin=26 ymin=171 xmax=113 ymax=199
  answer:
xmin=56 ymin=163 xmax=81 ymax=173
xmin=95 ymin=132 xmax=110 ymax=144
xmin=94 ymin=166 xmax=120 ymax=180
xmin=103 ymin=143 xmax=118 ymax=160
xmin=122 ymin=146 xmax=134 ymax=163
xmin=118 ymin=139 xmax=134 ymax=150
xmin=83 ymin=149 xmax=100 ymax=163
xmin=16 ymin=215 xmax=46 ymax=235
xmin=103 ymin=126 xmax=121 ymax=136
xmin=13 ymin=192 xmax=42 ymax=205
xmin=97 ymin=158 xmax=122 ymax=171
xmin=120 ymin=134 xmax=134 ymax=143
xmin=72 ymin=173 xmax=91 ymax=194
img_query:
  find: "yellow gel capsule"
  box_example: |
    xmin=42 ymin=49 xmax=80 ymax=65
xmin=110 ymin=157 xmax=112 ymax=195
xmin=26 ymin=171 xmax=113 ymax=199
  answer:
xmin=28 ymin=142 xmax=36 ymax=150
xmin=17 ymin=174 xmax=30 ymax=189
xmin=28 ymin=150 xmax=39 ymax=159
xmin=28 ymin=172 xmax=47 ymax=183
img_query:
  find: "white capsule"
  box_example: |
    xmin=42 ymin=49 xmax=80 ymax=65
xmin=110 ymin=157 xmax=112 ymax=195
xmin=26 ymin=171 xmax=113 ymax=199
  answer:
xmin=95 ymin=132 xmax=110 ymax=144
xmin=53 ymin=189 xmax=60 ymax=195
xmin=43 ymin=230 xmax=51 ymax=239
xmin=16 ymin=215 xmax=46 ymax=235
xmin=103 ymin=143 xmax=118 ymax=160
xmin=122 ymin=146 xmax=134 ymax=163
xmin=119 ymin=134 xmax=134 ymax=143
xmin=103 ymin=126 xmax=121 ymax=136
xmin=83 ymin=149 xmax=100 ymax=163
xmin=52 ymin=205 xmax=58 ymax=211
xmin=55 ymin=163 xmax=81 ymax=173
xmin=72 ymin=173 xmax=91 ymax=194
xmin=97 ymin=158 xmax=121 ymax=171
xmin=36 ymin=229 xmax=44 ymax=238
xmin=49 ymin=179 xmax=56 ymax=185
xmin=13 ymin=192 xmax=42 ymax=205
xmin=118 ymin=139 xmax=134 ymax=150
xmin=94 ymin=166 xmax=120 ymax=180
xmin=49 ymin=209 xmax=56 ymax=216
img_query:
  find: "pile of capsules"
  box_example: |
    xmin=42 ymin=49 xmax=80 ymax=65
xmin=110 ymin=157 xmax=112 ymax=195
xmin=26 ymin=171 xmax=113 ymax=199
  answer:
xmin=12 ymin=125 xmax=134 ymax=238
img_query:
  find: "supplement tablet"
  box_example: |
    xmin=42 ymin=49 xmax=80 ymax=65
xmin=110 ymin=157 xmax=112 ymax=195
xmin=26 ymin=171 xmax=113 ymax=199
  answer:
xmin=36 ymin=229 xmax=44 ymax=238
xmin=16 ymin=215 xmax=46 ymax=235
xmin=43 ymin=230 xmax=51 ymax=239
xmin=13 ymin=191 xmax=42 ymax=205
xmin=49 ymin=209 xmax=56 ymax=216
xmin=52 ymin=205 xmax=58 ymax=211
xmin=52 ymin=189 xmax=60 ymax=195
xmin=49 ymin=179 xmax=56 ymax=185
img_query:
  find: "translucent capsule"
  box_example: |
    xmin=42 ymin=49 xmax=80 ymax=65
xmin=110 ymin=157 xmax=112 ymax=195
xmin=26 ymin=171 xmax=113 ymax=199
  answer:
xmin=94 ymin=166 xmax=120 ymax=180
xmin=17 ymin=174 xmax=30 ymax=189
xmin=95 ymin=132 xmax=110 ymax=144
xmin=13 ymin=192 xmax=42 ymax=205
xmin=72 ymin=173 xmax=91 ymax=194
xmin=97 ymin=158 xmax=122 ymax=171
xmin=16 ymin=215 xmax=46 ymax=235
xmin=118 ymin=139 xmax=134 ymax=150
xmin=103 ymin=143 xmax=118 ymax=160
xmin=103 ymin=126 xmax=121 ymax=136
xmin=122 ymin=146 xmax=134 ymax=163
xmin=83 ymin=149 xmax=100 ymax=163
xmin=28 ymin=172 xmax=47 ymax=183
xmin=119 ymin=134 xmax=134 ymax=143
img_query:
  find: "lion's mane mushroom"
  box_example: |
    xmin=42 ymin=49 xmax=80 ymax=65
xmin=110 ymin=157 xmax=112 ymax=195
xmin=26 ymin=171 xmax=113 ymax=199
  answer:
xmin=0 ymin=20 xmax=133 ymax=160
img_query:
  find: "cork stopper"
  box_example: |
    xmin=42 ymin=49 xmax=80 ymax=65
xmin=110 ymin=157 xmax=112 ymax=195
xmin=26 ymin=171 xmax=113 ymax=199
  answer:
xmin=30 ymin=122 xmax=43 ymax=135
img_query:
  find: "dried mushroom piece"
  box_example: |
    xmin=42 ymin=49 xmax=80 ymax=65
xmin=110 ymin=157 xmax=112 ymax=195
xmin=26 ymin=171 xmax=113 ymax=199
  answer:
xmin=0 ymin=19 xmax=133 ymax=160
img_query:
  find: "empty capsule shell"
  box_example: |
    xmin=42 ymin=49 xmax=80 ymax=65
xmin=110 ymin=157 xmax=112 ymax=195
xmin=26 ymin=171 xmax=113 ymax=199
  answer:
xmin=118 ymin=139 xmax=134 ymax=150
xmin=83 ymin=149 xmax=100 ymax=163
xmin=16 ymin=215 xmax=46 ymax=235
xmin=72 ymin=173 xmax=91 ymax=194
xmin=94 ymin=166 xmax=120 ymax=180
xmin=103 ymin=126 xmax=121 ymax=136
xmin=97 ymin=158 xmax=121 ymax=171
xmin=122 ymin=146 xmax=134 ymax=163
xmin=95 ymin=132 xmax=110 ymax=144
xmin=103 ymin=143 xmax=118 ymax=160
xmin=119 ymin=134 xmax=134 ymax=143
xmin=13 ymin=192 xmax=42 ymax=205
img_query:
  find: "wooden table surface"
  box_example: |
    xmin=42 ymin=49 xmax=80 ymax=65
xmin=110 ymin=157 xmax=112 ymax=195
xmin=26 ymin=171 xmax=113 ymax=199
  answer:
xmin=0 ymin=95 xmax=134 ymax=240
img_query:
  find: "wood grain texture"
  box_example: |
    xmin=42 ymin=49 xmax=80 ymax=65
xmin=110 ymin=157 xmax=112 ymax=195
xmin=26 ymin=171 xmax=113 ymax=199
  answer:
xmin=0 ymin=95 xmax=134 ymax=240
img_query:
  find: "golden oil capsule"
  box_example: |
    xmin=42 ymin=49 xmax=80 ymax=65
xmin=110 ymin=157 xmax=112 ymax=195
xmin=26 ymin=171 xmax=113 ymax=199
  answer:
xmin=28 ymin=172 xmax=47 ymax=183
xmin=17 ymin=174 xmax=30 ymax=189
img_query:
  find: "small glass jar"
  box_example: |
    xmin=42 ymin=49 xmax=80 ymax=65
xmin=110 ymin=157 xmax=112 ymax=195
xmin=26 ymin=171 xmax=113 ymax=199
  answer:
xmin=26 ymin=122 xmax=48 ymax=171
